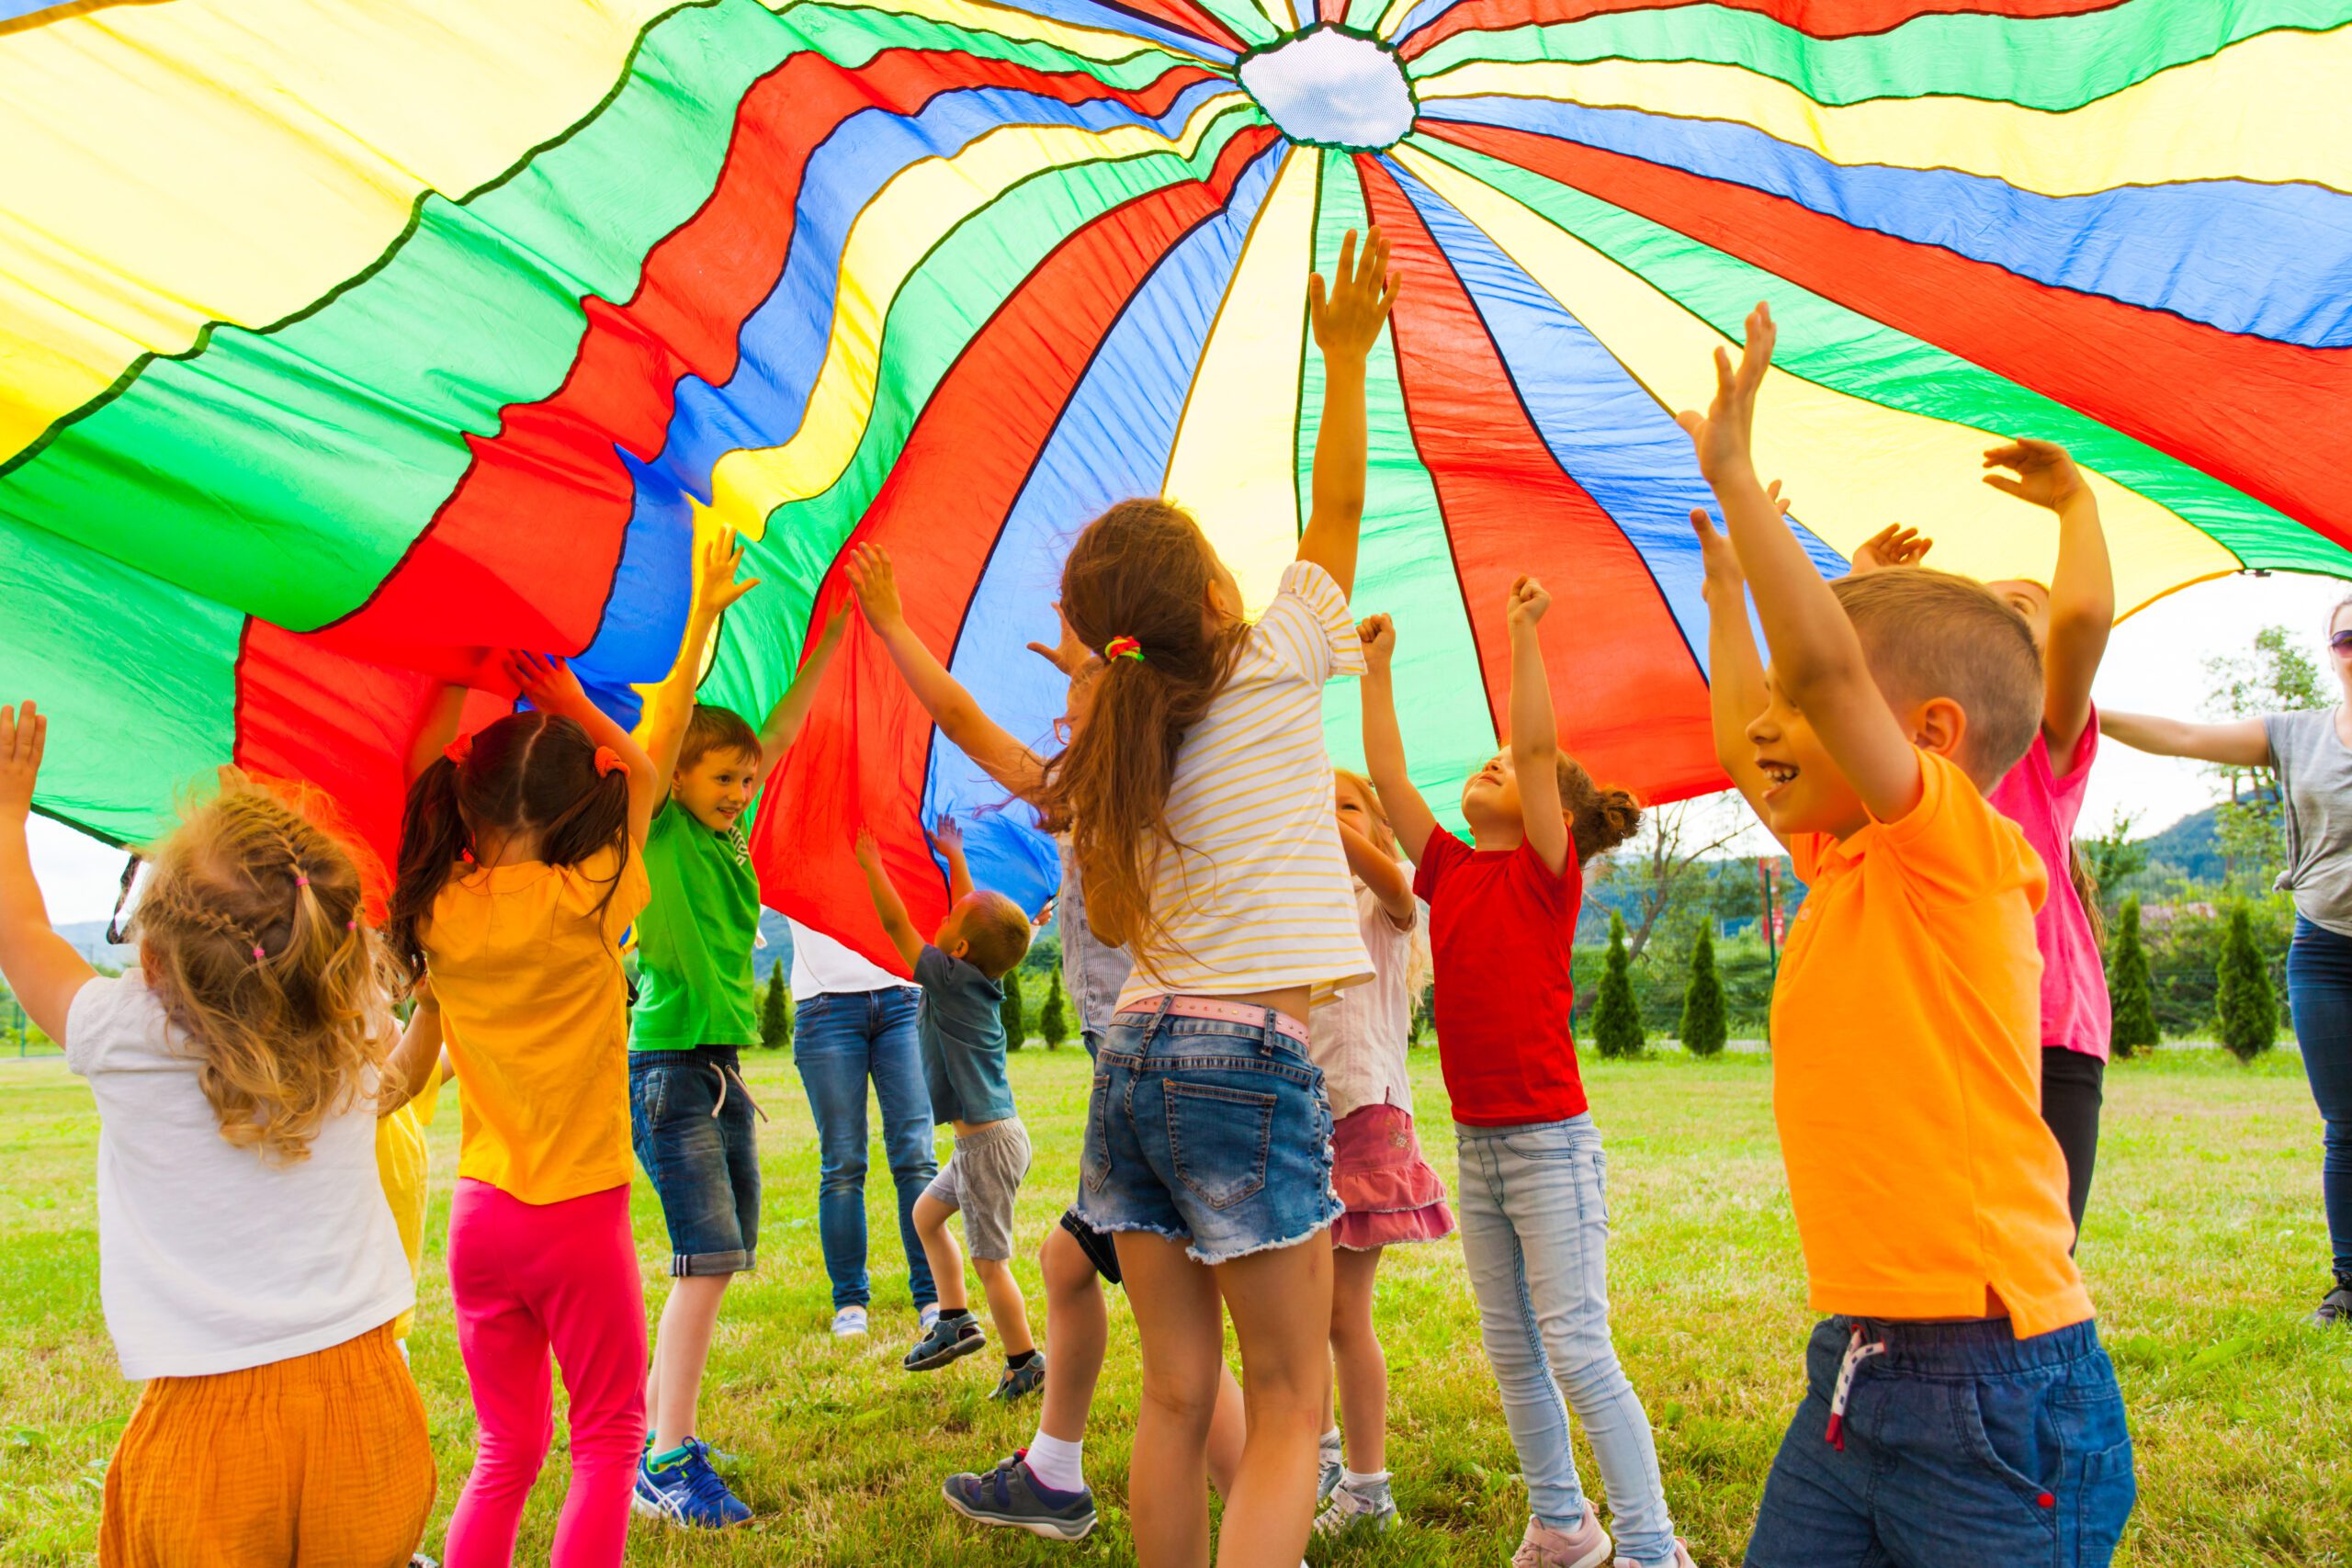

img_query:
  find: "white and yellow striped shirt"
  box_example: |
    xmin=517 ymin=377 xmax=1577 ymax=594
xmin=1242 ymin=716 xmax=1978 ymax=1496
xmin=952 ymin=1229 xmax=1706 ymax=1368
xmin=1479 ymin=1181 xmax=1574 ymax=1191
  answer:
xmin=1114 ymin=560 xmax=1374 ymax=1011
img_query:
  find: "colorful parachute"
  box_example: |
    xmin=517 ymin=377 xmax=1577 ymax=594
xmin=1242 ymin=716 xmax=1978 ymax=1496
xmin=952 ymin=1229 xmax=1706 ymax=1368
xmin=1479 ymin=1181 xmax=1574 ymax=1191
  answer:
xmin=3 ymin=0 xmax=2348 ymax=963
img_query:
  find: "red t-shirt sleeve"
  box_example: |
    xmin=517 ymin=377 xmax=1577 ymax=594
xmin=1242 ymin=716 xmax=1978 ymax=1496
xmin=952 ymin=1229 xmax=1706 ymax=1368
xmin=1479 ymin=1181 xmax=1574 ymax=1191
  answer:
xmin=1413 ymin=827 xmax=1468 ymax=904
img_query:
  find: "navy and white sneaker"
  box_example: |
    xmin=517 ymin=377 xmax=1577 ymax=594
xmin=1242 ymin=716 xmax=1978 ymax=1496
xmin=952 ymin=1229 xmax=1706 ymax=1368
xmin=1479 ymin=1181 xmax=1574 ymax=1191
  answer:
xmin=943 ymin=1450 xmax=1098 ymax=1540
xmin=633 ymin=1438 xmax=752 ymax=1529
xmin=905 ymin=1310 xmax=987 ymax=1371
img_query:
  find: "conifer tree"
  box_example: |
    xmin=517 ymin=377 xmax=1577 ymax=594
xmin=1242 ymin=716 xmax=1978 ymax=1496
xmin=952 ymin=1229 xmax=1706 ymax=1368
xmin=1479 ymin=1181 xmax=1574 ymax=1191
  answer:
xmin=2109 ymin=897 xmax=2158 ymax=1058
xmin=1001 ymin=967 xmax=1027 ymax=1052
xmin=761 ymin=966 xmax=792 ymax=1049
xmin=1679 ymin=926 xmax=1727 ymax=1058
xmin=2216 ymin=903 xmax=2278 ymax=1062
xmin=1592 ymin=910 xmax=1645 ymax=1059
xmin=1040 ymin=970 xmax=1069 ymax=1049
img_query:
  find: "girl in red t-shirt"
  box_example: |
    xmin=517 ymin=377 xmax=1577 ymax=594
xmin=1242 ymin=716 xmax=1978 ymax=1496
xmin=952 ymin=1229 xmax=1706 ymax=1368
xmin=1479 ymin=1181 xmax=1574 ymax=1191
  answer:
xmin=1359 ymin=582 xmax=1692 ymax=1568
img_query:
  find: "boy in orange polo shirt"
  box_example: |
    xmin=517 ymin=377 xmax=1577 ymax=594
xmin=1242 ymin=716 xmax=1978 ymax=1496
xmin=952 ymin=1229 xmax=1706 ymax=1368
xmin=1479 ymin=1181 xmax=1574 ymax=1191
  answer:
xmin=1682 ymin=306 xmax=2134 ymax=1567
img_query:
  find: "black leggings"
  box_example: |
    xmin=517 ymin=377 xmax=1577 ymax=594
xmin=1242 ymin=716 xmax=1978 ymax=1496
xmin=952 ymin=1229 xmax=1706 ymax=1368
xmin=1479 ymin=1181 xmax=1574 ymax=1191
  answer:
xmin=2040 ymin=1046 xmax=2105 ymax=1238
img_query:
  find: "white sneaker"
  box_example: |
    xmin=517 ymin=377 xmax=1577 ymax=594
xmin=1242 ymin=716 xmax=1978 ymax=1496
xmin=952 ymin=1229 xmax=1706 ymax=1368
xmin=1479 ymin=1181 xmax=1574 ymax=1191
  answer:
xmin=1514 ymin=1506 xmax=1612 ymax=1568
xmin=1613 ymin=1543 xmax=1696 ymax=1568
xmin=1313 ymin=1478 xmax=1397 ymax=1536
xmin=831 ymin=1305 xmax=869 ymax=1337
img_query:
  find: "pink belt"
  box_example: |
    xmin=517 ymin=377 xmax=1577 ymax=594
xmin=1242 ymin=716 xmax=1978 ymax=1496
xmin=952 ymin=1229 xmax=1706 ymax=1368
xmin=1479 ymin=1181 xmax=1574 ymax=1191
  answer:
xmin=1118 ymin=994 xmax=1310 ymax=1045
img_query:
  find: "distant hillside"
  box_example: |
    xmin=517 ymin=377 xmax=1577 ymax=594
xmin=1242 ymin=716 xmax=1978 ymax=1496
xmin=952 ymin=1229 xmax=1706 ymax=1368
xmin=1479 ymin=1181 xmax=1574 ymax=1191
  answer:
xmin=2135 ymin=805 xmax=2226 ymax=885
xmin=55 ymin=920 xmax=133 ymax=969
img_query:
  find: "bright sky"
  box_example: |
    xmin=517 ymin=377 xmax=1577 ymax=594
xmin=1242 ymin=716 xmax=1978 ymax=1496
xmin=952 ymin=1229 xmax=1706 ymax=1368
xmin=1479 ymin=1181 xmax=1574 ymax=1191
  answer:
xmin=24 ymin=570 xmax=2350 ymax=925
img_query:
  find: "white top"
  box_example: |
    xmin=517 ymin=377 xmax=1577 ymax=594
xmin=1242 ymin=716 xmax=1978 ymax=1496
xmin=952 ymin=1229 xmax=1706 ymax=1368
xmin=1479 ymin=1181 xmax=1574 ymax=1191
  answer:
xmin=1113 ymin=559 xmax=1374 ymax=1011
xmin=1309 ymin=881 xmax=1419 ymax=1120
xmin=788 ymin=919 xmax=918 ymax=1001
xmin=65 ymin=974 xmax=412 ymax=1381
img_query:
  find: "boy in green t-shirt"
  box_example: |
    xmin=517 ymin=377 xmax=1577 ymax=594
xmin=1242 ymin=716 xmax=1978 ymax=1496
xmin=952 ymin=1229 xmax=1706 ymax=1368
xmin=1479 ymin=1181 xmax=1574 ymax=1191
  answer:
xmin=630 ymin=527 xmax=846 ymax=1529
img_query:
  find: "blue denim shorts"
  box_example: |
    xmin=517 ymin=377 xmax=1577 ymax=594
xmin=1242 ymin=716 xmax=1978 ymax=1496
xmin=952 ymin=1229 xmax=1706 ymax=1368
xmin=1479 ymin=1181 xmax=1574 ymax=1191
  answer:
xmin=1074 ymin=1000 xmax=1340 ymax=1266
xmin=629 ymin=1044 xmax=761 ymax=1276
xmin=1747 ymin=1315 xmax=2135 ymax=1567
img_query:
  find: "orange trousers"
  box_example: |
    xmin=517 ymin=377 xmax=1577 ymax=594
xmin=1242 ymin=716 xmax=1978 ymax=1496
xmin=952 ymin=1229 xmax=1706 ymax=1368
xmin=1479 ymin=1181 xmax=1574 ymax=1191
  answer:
xmin=100 ymin=1322 xmax=435 ymax=1568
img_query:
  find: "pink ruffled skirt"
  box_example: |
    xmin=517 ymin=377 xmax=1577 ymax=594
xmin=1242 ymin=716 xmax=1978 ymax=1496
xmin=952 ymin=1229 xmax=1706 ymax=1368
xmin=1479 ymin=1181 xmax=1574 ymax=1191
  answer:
xmin=1329 ymin=1103 xmax=1456 ymax=1252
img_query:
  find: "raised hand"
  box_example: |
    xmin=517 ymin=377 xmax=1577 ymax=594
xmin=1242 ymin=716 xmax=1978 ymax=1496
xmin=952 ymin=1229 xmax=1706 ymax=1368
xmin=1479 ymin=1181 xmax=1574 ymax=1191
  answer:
xmin=1506 ymin=575 xmax=1551 ymax=632
xmin=0 ymin=702 xmax=44 ymax=823
xmin=1850 ymin=523 xmax=1933 ymax=573
xmin=502 ymin=649 xmax=590 ymax=716
xmin=1689 ymin=508 xmax=1743 ymax=594
xmin=847 ymin=542 xmax=903 ymax=630
xmin=1676 ymin=302 xmax=1775 ymax=487
xmin=1983 ymin=438 xmax=2086 ymax=513
xmin=854 ymin=827 xmax=881 ymax=869
xmin=1308 ymin=226 xmax=1401 ymax=364
xmin=809 ymin=603 xmax=850 ymax=654
xmin=930 ymin=815 xmax=964 ymax=857
xmin=696 ymin=525 xmax=761 ymax=618
xmin=1025 ymin=602 xmax=1098 ymax=680
xmin=1357 ymin=613 xmax=1396 ymax=675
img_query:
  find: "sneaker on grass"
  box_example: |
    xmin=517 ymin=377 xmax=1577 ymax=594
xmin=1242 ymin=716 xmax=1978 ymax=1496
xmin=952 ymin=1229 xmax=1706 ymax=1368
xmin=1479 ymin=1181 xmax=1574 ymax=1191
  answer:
xmin=831 ymin=1304 xmax=869 ymax=1337
xmin=942 ymin=1450 xmax=1097 ymax=1541
xmin=2314 ymin=1278 xmax=2352 ymax=1326
xmin=633 ymin=1438 xmax=752 ymax=1529
xmin=905 ymin=1310 xmax=987 ymax=1371
xmin=991 ymin=1353 xmax=1047 ymax=1402
xmin=1313 ymin=1477 xmax=1397 ymax=1537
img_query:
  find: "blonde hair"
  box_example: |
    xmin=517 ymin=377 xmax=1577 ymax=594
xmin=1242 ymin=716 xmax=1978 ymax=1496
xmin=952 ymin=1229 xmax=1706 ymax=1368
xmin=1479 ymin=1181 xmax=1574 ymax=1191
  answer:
xmin=132 ymin=776 xmax=401 ymax=1165
xmin=957 ymin=890 xmax=1035 ymax=980
xmin=1828 ymin=567 xmax=2043 ymax=788
xmin=1333 ymin=768 xmax=1430 ymax=999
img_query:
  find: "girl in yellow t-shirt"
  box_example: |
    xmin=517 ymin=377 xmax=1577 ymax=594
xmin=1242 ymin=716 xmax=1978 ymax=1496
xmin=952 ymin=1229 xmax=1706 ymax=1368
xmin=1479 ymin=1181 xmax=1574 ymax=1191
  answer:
xmin=388 ymin=651 xmax=661 ymax=1568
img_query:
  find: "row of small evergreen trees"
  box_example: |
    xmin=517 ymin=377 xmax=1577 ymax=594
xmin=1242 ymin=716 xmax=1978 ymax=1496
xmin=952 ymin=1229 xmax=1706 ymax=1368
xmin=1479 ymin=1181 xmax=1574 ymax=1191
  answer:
xmin=751 ymin=966 xmax=1077 ymax=1051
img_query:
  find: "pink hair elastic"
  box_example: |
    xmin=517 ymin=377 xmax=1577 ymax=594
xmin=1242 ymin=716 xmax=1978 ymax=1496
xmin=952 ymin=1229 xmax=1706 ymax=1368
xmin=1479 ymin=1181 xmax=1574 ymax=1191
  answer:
xmin=251 ymin=944 xmax=266 ymax=962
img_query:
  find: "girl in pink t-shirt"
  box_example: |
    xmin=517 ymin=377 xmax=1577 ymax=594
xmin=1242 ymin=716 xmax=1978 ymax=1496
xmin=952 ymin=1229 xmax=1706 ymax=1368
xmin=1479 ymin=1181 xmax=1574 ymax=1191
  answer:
xmin=1860 ymin=438 xmax=2115 ymax=1234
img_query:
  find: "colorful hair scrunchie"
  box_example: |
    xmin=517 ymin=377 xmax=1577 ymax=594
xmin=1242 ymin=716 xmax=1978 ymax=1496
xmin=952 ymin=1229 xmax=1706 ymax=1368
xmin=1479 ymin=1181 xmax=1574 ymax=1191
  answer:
xmin=594 ymin=745 xmax=625 ymax=778
xmin=1102 ymin=635 xmax=1144 ymax=662
xmin=443 ymin=732 xmax=474 ymax=766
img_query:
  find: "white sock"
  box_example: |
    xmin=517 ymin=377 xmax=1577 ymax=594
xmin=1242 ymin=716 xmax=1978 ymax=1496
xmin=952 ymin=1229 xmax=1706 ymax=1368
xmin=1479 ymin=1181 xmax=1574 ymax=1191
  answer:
xmin=1341 ymin=1467 xmax=1390 ymax=1493
xmin=1025 ymin=1431 xmax=1086 ymax=1495
xmin=1319 ymin=1427 xmax=1343 ymax=1457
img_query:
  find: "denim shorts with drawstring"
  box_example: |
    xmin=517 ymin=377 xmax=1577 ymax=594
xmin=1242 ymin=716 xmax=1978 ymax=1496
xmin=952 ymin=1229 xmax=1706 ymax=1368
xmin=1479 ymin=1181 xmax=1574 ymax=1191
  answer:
xmin=1075 ymin=998 xmax=1341 ymax=1266
xmin=630 ymin=1043 xmax=764 ymax=1275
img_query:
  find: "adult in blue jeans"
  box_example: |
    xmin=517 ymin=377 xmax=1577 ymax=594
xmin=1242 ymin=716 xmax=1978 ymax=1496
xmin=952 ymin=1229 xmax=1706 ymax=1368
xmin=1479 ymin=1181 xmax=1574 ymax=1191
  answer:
xmin=2108 ymin=602 xmax=2352 ymax=1325
xmin=786 ymin=919 xmax=937 ymax=1337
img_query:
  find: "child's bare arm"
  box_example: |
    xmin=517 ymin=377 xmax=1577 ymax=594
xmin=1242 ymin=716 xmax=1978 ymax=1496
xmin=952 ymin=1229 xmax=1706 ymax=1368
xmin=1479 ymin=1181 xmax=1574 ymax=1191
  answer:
xmin=379 ymin=985 xmax=444 ymax=1117
xmin=1338 ymin=820 xmax=1415 ymax=926
xmin=645 ymin=527 xmax=761 ymax=784
xmin=2099 ymin=711 xmax=2270 ymax=767
xmin=0 ymin=705 xmax=96 ymax=1043
xmin=853 ymin=829 xmax=925 ymax=972
xmin=1986 ymin=440 xmax=2110 ymax=769
xmin=931 ymin=816 xmax=975 ymax=905
xmin=407 ymin=683 xmax=469 ymax=786
xmin=1681 ymin=305 xmax=1921 ymax=823
xmin=504 ymin=651 xmax=664 ymax=846
xmin=1691 ymin=508 xmax=1784 ymax=840
xmin=759 ymin=605 xmax=848 ymax=780
xmin=848 ymin=543 xmax=1046 ymax=800
xmin=1356 ymin=615 xmax=1440 ymax=864
xmin=1297 ymin=228 xmax=1399 ymax=599
xmin=1505 ymin=578 xmax=1570 ymax=875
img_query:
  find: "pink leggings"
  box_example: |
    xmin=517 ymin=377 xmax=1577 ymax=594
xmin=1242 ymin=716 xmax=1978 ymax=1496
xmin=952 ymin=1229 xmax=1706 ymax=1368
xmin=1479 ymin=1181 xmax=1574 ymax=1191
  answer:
xmin=444 ymin=1179 xmax=645 ymax=1567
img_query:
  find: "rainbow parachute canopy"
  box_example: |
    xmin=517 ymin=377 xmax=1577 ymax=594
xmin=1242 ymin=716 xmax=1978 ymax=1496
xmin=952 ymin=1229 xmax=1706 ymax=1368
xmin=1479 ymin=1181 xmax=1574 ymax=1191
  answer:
xmin=3 ymin=0 xmax=2348 ymax=961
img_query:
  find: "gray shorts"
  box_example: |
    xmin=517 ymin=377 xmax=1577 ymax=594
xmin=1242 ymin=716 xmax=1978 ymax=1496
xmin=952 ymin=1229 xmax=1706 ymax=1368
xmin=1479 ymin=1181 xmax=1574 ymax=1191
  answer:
xmin=922 ymin=1116 xmax=1032 ymax=1262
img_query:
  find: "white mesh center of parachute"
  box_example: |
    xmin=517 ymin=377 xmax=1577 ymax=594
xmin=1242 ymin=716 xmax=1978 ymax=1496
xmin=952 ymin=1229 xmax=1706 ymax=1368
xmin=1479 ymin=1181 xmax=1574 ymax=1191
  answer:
xmin=1238 ymin=27 xmax=1413 ymax=151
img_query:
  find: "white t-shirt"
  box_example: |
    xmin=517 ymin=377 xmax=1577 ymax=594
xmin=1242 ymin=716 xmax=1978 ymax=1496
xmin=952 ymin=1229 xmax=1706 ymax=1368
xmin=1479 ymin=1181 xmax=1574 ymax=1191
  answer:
xmin=788 ymin=920 xmax=918 ymax=1002
xmin=1310 ymin=881 xmax=1419 ymax=1121
xmin=1113 ymin=559 xmax=1374 ymax=1011
xmin=65 ymin=974 xmax=412 ymax=1380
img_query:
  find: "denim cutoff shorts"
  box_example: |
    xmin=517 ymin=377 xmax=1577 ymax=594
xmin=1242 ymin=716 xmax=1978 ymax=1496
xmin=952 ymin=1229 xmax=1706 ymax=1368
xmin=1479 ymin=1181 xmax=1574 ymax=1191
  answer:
xmin=1075 ymin=998 xmax=1340 ymax=1266
xmin=629 ymin=1044 xmax=761 ymax=1275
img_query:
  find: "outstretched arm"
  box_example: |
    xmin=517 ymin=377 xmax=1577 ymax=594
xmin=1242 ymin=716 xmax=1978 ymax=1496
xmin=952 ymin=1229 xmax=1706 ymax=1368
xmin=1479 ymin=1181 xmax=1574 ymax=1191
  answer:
xmin=1297 ymin=228 xmax=1400 ymax=599
xmin=1691 ymin=508 xmax=1785 ymax=844
xmin=2099 ymin=711 xmax=2270 ymax=768
xmin=759 ymin=606 xmax=849 ymax=780
xmin=1505 ymin=578 xmax=1569 ymax=875
xmin=505 ymin=652 xmax=663 ymax=846
xmin=1986 ymin=440 xmax=2110 ymax=768
xmin=848 ymin=543 xmax=1049 ymax=800
xmin=0 ymin=704 xmax=96 ymax=1043
xmin=1356 ymin=615 xmax=1439 ymax=864
xmin=1338 ymin=821 xmax=1416 ymax=926
xmin=853 ymin=829 xmax=925 ymax=972
xmin=1680 ymin=305 xmax=1922 ymax=824
xmin=644 ymin=527 xmax=762 ymax=784
xmin=378 ymin=984 xmax=445 ymax=1117
xmin=931 ymin=816 xmax=975 ymax=905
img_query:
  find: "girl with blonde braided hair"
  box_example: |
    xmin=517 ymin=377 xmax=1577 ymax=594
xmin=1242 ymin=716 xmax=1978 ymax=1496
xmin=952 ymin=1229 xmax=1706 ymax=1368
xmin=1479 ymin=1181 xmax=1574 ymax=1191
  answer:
xmin=0 ymin=701 xmax=437 ymax=1565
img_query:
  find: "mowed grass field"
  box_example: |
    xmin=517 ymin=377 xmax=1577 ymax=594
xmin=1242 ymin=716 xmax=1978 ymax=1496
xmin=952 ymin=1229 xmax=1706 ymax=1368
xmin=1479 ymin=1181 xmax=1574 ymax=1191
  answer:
xmin=2 ymin=1043 xmax=2348 ymax=1566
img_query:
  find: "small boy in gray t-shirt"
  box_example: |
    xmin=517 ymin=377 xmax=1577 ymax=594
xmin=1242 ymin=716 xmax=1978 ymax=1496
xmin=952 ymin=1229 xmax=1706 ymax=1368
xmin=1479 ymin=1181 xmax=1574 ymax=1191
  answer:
xmin=854 ymin=820 xmax=1043 ymax=1400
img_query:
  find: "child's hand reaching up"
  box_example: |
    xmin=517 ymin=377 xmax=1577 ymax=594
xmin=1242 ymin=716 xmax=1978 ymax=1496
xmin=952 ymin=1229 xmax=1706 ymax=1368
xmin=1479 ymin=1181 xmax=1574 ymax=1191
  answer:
xmin=0 ymin=702 xmax=42 ymax=823
xmin=1982 ymin=439 xmax=2086 ymax=513
xmin=1309 ymin=227 xmax=1400 ymax=364
xmin=1358 ymin=613 xmax=1396 ymax=676
xmin=1850 ymin=524 xmax=1932 ymax=573
xmin=502 ymin=649 xmax=591 ymax=717
xmin=1025 ymin=603 xmax=1097 ymax=681
xmin=1506 ymin=576 xmax=1550 ymax=633
xmin=1677 ymin=302 xmax=1775 ymax=488
xmin=854 ymin=828 xmax=881 ymax=870
xmin=847 ymin=543 xmax=903 ymax=631
xmin=696 ymin=525 xmax=761 ymax=619
xmin=929 ymin=816 xmax=963 ymax=857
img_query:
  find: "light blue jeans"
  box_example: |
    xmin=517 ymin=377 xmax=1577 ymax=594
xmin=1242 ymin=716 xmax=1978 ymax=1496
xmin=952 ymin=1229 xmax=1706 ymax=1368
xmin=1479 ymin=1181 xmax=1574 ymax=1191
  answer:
xmin=1456 ymin=1113 xmax=1677 ymax=1564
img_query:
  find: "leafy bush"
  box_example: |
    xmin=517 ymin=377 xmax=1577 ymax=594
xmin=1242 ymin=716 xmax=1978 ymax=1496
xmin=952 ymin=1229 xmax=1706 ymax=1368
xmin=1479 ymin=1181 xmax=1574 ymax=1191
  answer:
xmin=2216 ymin=903 xmax=2278 ymax=1062
xmin=2109 ymin=897 xmax=2157 ymax=1058
xmin=1591 ymin=911 xmax=1645 ymax=1059
xmin=1679 ymin=927 xmax=1727 ymax=1058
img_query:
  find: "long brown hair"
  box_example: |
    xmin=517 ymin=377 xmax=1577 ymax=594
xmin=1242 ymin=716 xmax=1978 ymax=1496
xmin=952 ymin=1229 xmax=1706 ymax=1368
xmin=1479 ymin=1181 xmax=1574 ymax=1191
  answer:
xmin=1033 ymin=500 xmax=1246 ymax=974
xmin=133 ymin=776 xmax=401 ymax=1165
xmin=387 ymin=710 xmax=631 ymax=979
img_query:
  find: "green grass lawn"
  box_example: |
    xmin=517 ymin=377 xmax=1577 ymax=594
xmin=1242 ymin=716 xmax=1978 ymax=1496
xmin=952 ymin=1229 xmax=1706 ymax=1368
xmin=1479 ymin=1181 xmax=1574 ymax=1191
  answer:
xmin=2 ymin=1043 xmax=2347 ymax=1566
